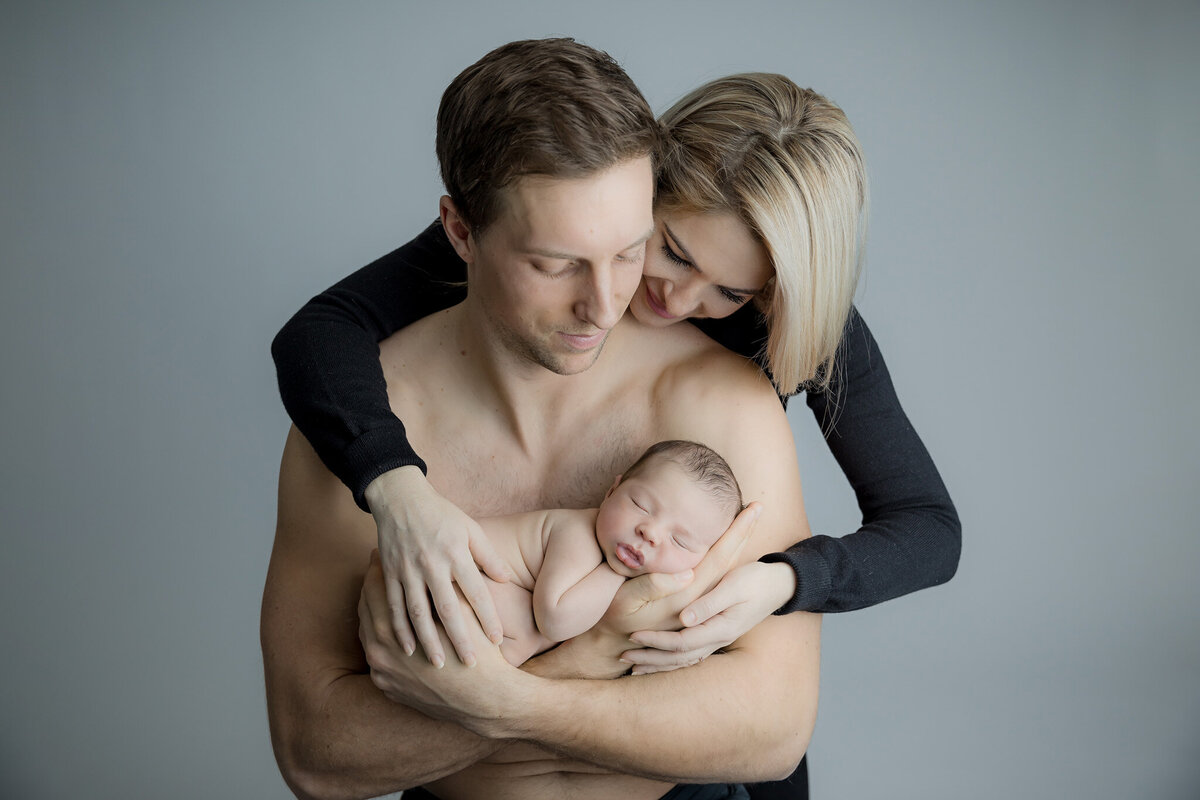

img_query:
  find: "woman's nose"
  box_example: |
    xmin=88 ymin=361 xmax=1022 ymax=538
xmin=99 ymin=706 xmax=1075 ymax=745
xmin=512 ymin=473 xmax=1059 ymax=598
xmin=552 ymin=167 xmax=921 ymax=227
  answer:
xmin=663 ymin=276 xmax=701 ymax=317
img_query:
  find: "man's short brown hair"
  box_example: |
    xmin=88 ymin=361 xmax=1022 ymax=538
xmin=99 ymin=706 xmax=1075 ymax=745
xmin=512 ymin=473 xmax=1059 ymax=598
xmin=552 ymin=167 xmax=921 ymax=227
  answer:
xmin=436 ymin=38 xmax=663 ymax=235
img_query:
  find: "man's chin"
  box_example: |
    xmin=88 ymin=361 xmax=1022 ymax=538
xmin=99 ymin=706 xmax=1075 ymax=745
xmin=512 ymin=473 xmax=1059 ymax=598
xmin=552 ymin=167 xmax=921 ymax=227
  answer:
xmin=543 ymin=338 xmax=608 ymax=375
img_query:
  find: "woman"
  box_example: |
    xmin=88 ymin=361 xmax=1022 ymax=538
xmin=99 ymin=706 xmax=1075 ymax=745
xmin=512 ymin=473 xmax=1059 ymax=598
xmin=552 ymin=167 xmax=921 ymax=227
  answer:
xmin=272 ymin=72 xmax=959 ymax=794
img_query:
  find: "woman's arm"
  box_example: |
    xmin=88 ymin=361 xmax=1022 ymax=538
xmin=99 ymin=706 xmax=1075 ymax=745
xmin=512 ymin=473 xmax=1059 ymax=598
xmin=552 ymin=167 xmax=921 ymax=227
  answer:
xmin=767 ymin=306 xmax=962 ymax=612
xmin=270 ymin=220 xmax=464 ymax=506
xmin=626 ymin=305 xmax=961 ymax=669
xmin=271 ymin=220 xmax=511 ymax=669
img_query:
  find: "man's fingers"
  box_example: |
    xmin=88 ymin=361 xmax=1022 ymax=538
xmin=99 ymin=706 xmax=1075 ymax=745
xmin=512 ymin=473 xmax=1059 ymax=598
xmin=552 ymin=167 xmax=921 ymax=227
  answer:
xmin=455 ymin=562 xmax=505 ymax=646
xmin=626 ymin=628 xmax=693 ymax=653
xmin=468 ymin=527 xmax=515 ymax=584
xmin=360 ymin=551 xmax=402 ymax=662
xmin=630 ymin=663 xmax=687 ymax=676
xmin=622 ymin=643 xmax=709 ymax=666
xmin=636 ymin=569 xmax=695 ymax=602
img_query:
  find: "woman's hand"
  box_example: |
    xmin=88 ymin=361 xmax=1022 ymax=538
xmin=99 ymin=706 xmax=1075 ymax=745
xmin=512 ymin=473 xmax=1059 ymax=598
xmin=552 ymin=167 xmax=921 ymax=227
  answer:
xmin=363 ymin=466 xmax=512 ymax=668
xmin=621 ymin=559 xmax=796 ymax=675
xmin=358 ymin=550 xmax=520 ymax=736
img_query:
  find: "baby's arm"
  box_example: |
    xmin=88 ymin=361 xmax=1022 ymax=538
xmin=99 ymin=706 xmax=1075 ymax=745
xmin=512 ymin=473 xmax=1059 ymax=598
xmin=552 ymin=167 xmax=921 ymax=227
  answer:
xmin=532 ymin=512 xmax=626 ymax=643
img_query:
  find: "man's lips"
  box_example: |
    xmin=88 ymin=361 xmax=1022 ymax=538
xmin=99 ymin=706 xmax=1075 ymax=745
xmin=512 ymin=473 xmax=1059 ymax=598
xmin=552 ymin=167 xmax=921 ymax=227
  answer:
xmin=616 ymin=543 xmax=644 ymax=570
xmin=559 ymin=330 xmax=607 ymax=350
xmin=643 ymin=284 xmax=676 ymax=320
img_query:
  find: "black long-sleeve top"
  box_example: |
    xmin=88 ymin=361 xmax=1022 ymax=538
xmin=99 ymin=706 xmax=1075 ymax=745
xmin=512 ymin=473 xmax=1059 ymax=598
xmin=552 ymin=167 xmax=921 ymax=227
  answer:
xmin=271 ymin=221 xmax=960 ymax=613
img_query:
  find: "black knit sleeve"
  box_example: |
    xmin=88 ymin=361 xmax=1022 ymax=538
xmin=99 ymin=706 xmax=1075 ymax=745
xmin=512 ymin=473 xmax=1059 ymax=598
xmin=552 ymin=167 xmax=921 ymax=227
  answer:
xmin=758 ymin=307 xmax=961 ymax=612
xmin=270 ymin=221 xmax=467 ymax=511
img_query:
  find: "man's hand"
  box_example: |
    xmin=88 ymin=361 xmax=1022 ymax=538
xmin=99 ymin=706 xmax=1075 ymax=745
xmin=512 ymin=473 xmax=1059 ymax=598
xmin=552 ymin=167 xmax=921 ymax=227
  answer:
xmin=621 ymin=559 xmax=796 ymax=674
xmin=363 ymin=466 xmax=512 ymax=668
xmin=358 ymin=550 xmax=526 ymax=737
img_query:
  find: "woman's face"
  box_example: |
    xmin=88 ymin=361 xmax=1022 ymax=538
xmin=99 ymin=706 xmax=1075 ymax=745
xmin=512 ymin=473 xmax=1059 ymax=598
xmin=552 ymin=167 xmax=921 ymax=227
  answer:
xmin=628 ymin=210 xmax=774 ymax=327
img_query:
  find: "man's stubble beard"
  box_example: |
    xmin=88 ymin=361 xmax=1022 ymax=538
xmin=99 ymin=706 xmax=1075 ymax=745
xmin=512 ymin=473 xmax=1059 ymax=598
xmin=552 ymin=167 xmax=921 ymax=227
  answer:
xmin=491 ymin=315 xmax=609 ymax=377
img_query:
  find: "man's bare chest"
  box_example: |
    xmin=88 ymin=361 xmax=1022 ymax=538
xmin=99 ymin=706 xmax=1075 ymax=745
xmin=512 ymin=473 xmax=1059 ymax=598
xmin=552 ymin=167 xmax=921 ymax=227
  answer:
xmin=419 ymin=411 xmax=655 ymax=517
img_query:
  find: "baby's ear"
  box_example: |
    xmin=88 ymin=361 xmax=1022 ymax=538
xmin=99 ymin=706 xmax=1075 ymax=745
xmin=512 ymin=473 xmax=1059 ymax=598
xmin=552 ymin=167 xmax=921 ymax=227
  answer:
xmin=605 ymin=473 xmax=623 ymax=498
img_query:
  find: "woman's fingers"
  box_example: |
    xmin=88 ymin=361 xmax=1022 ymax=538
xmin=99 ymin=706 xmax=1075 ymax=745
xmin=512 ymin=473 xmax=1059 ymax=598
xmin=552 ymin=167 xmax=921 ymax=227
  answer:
xmin=679 ymin=571 xmax=745 ymax=627
xmin=455 ymin=558 xmax=505 ymax=647
xmin=385 ymin=578 xmax=416 ymax=656
xmin=401 ymin=563 xmax=447 ymax=668
xmin=692 ymin=502 xmax=760 ymax=591
xmin=469 ymin=524 xmax=514 ymax=584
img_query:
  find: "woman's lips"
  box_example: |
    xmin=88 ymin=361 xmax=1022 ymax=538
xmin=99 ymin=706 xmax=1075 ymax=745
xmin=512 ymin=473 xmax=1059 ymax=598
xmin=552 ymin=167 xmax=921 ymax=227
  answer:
xmin=643 ymin=285 xmax=676 ymax=320
xmin=616 ymin=543 xmax=644 ymax=570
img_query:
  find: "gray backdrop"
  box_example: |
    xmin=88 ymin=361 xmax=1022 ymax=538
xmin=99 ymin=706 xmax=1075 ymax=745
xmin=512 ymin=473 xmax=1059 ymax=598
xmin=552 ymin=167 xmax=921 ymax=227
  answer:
xmin=2 ymin=2 xmax=1197 ymax=798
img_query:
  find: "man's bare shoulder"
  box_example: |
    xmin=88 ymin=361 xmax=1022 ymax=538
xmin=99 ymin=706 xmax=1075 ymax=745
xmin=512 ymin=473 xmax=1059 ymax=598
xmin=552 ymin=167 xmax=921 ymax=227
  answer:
xmin=378 ymin=308 xmax=457 ymax=390
xmin=627 ymin=319 xmax=776 ymax=418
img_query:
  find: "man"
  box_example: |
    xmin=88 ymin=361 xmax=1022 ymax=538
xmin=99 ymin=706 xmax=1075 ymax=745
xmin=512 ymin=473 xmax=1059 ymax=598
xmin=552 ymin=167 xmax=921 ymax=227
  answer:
xmin=261 ymin=38 xmax=819 ymax=800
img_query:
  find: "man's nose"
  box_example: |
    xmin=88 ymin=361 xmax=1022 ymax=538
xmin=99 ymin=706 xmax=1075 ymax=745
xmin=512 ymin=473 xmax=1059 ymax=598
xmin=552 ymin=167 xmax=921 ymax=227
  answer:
xmin=576 ymin=263 xmax=623 ymax=330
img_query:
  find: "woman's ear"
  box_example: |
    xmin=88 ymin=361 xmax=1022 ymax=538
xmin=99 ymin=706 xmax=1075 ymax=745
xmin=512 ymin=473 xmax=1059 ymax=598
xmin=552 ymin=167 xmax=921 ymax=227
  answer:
xmin=439 ymin=195 xmax=475 ymax=263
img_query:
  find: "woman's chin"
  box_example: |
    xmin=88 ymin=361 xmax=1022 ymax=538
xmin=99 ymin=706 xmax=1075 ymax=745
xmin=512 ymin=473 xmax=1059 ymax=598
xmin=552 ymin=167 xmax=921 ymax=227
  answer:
xmin=630 ymin=295 xmax=682 ymax=328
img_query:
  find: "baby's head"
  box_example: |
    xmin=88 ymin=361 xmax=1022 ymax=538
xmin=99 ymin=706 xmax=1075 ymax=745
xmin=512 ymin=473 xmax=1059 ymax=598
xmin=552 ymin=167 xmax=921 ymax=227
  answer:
xmin=595 ymin=440 xmax=744 ymax=577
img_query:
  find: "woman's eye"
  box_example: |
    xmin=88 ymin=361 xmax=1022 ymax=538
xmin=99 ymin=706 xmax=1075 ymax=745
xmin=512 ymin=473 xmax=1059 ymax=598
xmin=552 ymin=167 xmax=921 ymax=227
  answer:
xmin=718 ymin=287 xmax=751 ymax=304
xmin=660 ymin=242 xmax=692 ymax=269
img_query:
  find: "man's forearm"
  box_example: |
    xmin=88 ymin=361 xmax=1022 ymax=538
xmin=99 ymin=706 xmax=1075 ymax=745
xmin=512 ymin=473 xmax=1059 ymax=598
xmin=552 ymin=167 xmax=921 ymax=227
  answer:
xmin=269 ymin=670 xmax=503 ymax=800
xmin=475 ymin=613 xmax=819 ymax=784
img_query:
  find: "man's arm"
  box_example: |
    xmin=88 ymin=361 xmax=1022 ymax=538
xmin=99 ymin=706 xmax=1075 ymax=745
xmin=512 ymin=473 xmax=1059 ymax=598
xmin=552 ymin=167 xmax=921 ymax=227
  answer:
xmin=260 ymin=427 xmax=502 ymax=800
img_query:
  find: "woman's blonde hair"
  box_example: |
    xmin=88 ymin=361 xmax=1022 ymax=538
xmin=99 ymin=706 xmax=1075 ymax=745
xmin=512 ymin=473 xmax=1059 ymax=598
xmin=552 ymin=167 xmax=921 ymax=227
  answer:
xmin=657 ymin=74 xmax=869 ymax=395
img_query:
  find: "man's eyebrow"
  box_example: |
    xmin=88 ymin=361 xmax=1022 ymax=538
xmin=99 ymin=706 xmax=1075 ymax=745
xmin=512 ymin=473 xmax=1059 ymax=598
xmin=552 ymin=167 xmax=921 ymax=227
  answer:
xmin=663 ymin=222 xmax=760 ymax=297
xmin=528 ymin=226 xmax=656 ymax=261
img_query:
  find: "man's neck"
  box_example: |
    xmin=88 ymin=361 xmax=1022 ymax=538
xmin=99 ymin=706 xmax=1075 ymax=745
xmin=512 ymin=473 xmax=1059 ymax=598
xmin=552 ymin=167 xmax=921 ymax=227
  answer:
xmin=445 ymin=301 xmax=634 ymax=457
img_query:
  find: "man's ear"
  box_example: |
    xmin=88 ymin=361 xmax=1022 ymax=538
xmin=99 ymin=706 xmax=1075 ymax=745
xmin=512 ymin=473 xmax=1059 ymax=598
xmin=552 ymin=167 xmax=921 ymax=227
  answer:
xmin=439 ymin=195 xmax=475 ymax=263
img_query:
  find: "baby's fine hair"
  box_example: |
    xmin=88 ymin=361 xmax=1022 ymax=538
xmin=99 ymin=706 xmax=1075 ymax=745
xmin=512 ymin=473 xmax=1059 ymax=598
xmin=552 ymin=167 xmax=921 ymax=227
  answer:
xmin=622 ymin=440 xmax=744 ymax=523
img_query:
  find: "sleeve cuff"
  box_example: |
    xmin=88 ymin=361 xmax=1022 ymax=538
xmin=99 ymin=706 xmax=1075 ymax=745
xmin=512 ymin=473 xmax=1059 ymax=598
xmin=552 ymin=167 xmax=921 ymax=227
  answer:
xmin=342 ymin=426 xmax=428 ymax=512
xmin=760 ymin=543 xmax=832 ymax=614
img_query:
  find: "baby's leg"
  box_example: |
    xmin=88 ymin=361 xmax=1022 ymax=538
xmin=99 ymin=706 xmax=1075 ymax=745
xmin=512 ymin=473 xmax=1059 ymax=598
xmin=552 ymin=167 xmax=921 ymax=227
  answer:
xmin=486 ymin=578 xmax=552 ymax=666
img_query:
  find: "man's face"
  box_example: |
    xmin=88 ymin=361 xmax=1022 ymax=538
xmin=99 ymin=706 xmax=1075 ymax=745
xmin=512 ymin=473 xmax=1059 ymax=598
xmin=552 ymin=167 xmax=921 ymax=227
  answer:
xmin=467 ymin=157 xmax=656 ymax=375
xmin=594 ymin=459 xmax=730 ymax=578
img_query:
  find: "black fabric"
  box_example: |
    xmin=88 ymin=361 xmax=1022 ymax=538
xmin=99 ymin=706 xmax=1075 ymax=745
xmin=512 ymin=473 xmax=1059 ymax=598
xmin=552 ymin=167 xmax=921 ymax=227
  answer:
xmin=747 ymin=755 xmax=808 ymax=799
xmin=399 ymin=780 xmax=751 ymax=799
xmin=271 ymin=220 xmax=960 ymax=613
